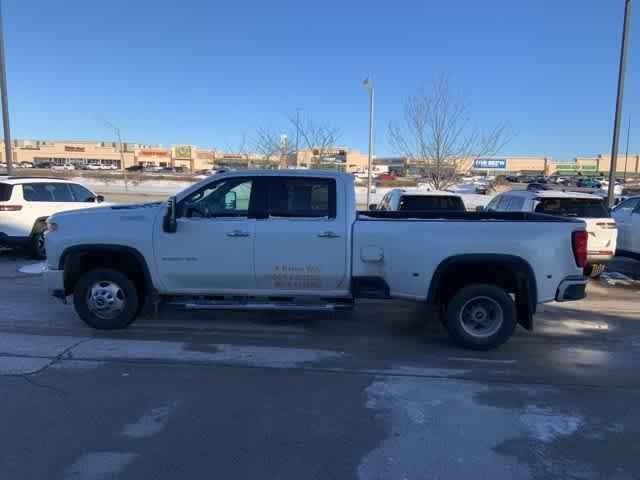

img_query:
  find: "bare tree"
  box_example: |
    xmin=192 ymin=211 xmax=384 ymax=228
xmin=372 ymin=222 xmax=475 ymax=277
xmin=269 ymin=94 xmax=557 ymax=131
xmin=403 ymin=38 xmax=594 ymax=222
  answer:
xmin=388 ymin=75 xmax=509 ymax=190
xmin=287 ymin=113 xmax=341 ymax=169
xmin=254 ymin=126 xmax=290 ymax=168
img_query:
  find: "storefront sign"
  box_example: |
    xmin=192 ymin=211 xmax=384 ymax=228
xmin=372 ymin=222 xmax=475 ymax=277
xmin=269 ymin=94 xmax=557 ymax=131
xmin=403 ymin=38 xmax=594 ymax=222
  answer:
xmin=173 ymin=145 xmax=192 ymax=159
xmin=65 ymin=145 xmax=85 ymax=152
xmin=473 ymin=159 xmax=506 ymax=169
xmin=139 ymin=149 xmax=169 ymax=157
xmin=555 ymin=163 xmax=597 ymax=172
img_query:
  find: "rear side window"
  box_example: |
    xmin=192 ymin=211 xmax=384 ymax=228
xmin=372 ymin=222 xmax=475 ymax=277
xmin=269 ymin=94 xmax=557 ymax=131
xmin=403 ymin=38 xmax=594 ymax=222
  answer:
xmin=22 ymin=183 xmax=74 ymax=202
xmin=0 ymin=183 xmax=13 ymax=201
xmin=614 ymin=197 xmax=640 ymax=213
xmin=267 ymin=177 xmax=336 ymax=218
xmin=399 ymin=195 xmax=465 ymax=211
xmin=534 ymin=198 xmax=609 ymax=218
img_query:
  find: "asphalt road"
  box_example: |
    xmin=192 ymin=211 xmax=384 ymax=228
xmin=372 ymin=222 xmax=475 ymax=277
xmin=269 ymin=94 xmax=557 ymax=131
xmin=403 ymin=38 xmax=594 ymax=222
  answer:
xmin=1 ymin=250 xmax=639 ymax=480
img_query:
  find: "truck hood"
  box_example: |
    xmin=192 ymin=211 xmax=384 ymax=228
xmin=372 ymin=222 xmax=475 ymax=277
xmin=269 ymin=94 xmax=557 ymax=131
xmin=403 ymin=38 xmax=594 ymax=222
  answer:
xmin=49 ymin=201 xmax=164 ymax=225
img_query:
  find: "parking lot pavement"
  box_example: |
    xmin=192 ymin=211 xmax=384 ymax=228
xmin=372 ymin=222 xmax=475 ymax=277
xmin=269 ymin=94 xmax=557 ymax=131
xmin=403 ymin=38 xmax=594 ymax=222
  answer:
xmin=1 ymin=250 xmax=639 ymax=479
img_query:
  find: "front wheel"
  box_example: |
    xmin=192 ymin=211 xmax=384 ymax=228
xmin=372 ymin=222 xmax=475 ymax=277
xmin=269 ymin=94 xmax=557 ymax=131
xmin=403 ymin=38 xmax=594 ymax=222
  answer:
xmin=73 ymin=268 xmax=139 ymax=329
xmin=443 ymin=283 xmax=517 ymax=350
xmin=30 ymin=227 xmax=46 ymax=259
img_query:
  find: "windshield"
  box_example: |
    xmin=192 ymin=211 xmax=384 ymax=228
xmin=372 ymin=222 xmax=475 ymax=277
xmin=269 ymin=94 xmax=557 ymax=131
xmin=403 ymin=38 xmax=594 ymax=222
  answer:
xmin=399 ymin=195 xmax=465 ymax=211
xmin=534 ymin=198 xmax=609 ymax=218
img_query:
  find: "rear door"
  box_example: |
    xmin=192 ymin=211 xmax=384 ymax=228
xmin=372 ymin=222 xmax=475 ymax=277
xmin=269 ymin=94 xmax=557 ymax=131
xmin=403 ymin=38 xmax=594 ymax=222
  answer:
xmin=253 ymin=176 xmax=349 ymax=294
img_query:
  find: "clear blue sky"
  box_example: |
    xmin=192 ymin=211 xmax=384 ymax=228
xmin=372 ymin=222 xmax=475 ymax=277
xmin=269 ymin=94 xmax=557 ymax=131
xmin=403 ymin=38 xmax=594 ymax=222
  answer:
xmin=4 ymin=0 xmax=639 ymax=159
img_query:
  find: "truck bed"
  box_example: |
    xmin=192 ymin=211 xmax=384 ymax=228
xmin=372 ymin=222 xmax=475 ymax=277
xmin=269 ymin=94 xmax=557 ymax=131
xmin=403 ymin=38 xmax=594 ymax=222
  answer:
xmin=357 ymin=210 xmax=584 ymax=222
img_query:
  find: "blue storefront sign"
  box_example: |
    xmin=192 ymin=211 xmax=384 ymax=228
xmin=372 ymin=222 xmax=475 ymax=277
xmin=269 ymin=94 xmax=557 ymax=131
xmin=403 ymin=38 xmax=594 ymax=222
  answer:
xmin=473 ymin=159 xmax=506 ymax=169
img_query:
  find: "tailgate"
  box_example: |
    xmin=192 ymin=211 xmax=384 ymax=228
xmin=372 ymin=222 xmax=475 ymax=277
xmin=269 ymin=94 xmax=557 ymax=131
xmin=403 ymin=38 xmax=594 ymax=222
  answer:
xmin=583 ymin=218 xmax=617 ymax=255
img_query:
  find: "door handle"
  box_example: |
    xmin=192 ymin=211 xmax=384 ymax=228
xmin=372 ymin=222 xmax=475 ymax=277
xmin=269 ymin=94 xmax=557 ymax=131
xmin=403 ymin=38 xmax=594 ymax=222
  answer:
xmin=226 ymin=230 xmax=250 ymax=237
xmin=318 ymin=231 xmax=340 ymax=238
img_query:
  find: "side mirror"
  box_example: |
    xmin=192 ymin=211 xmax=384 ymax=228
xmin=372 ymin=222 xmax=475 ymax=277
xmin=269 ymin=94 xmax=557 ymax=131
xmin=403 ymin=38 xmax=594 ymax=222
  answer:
xmin=476 ymin=206 xmax=485 ymax=212
xmin=224 ymin=191 xmax=237 ymax=210
xmin=95 ymin=195 xmax=104 ymax=203
xmin=163 ymin=196 xmax=178 ymax=233
xmin=368 ymin=203 xmax=378 ymax=211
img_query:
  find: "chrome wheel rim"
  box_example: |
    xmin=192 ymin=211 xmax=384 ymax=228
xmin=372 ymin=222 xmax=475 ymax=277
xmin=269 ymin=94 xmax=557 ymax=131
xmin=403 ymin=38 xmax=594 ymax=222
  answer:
xmin=36 ymin=232 xmax=45 ymax=256
xmin=459 ymin=296 xmax=503 ymax=339
xmin=87 ymin=280 xmax=126 ymax=319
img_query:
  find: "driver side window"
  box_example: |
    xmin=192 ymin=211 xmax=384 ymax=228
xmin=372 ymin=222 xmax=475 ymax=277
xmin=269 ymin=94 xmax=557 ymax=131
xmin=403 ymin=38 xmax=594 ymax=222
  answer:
xmin=616 ymin=197 xmax=640 ymax=214
xmin=179 ymin=178 xmax=253 ymax=218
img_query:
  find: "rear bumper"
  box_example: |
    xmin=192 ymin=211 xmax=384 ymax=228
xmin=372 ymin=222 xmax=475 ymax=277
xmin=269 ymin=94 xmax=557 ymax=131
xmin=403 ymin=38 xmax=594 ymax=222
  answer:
xmin=0 ymin=233 xmax=31 ymax=247
xmin=587 ymin=252 xmax=614 ymax=264
xmin=43 ymin=267 xmax=65 ymax=299
xmin=555 ymin=276 xmax=587 ymax=302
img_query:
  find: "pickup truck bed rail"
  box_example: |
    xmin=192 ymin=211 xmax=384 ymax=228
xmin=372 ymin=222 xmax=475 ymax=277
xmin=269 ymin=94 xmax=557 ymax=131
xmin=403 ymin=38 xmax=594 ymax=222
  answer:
xmin=357 ymin=211 xmax=584 ymax=222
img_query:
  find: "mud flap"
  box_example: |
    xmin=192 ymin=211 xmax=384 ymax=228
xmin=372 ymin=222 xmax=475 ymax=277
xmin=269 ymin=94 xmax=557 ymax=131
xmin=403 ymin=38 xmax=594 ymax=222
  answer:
xmin=516 ymin=276 xmax=535 ymax=331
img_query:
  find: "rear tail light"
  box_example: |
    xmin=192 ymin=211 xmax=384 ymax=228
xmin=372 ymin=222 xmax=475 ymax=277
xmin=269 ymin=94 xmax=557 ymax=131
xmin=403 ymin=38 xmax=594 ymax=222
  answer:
xmin=0 ymin=205 xmax=22 ymax=211
xmin=572 ymin=231 xmax=588 ymax=268
xmin=595 ymin=222 xmax=617 ymax=229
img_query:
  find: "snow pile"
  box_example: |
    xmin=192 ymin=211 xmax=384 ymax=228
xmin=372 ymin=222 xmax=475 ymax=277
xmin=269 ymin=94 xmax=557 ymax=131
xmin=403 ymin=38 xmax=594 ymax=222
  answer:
xmin=19 ymin=262 xmax=46 ymax=274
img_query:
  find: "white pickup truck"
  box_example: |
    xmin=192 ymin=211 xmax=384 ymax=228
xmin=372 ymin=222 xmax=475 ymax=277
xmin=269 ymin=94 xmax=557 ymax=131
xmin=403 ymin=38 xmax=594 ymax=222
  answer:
xmin=43 ymin=170 xmax=589 ymax=349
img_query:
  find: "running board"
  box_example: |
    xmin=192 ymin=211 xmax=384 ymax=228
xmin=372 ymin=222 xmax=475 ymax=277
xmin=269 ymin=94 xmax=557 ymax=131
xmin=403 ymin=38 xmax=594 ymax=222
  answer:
xmin=167 ymin=298 xmax=354 ymax=312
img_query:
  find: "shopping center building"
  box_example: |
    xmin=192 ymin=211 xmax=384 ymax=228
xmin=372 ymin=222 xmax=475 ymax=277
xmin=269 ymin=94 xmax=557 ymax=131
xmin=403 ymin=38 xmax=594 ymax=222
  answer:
xmin=375 ymin=154 xmax=640 ymax=177
xmin=1 ymin=138 xmax=638 ymax=176
xmin=1 ymin=139 xmax=369 ymax=173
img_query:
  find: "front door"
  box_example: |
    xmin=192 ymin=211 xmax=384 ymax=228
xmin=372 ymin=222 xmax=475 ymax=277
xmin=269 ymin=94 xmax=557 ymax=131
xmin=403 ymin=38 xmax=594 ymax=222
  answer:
xmin=253 ymin=176 xmax=348 ymax=294
xmin=154 ymin=177 xmax=256 ymax=294
xmin=613 ymin=198 xmax=640 ymax=250
xmin=631 ymin=207 xmax=640 ymax=254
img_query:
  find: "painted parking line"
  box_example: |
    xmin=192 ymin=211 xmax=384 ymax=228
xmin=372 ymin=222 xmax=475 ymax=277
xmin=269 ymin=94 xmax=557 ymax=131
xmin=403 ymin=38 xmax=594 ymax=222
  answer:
xmin=447 ymin=357 xmax=517 ymax=365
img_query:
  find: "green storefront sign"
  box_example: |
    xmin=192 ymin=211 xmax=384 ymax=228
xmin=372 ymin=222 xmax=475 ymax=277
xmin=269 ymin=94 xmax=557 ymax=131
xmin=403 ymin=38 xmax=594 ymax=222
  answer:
xmin=555 ymin=163 xmax=597 ymax=172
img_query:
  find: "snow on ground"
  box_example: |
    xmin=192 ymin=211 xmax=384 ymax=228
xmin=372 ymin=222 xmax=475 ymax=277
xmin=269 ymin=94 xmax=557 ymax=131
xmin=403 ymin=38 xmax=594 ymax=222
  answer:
xmin=72 ymin=176 xmax=194 ymax=196
xmin=18 ymin=262 xmax=46 ymax=274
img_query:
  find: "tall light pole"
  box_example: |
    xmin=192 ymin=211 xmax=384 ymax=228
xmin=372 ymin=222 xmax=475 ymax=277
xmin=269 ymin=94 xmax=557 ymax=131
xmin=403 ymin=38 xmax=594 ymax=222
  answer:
xmin=607 ymin=0 xmax=632 ymax=207
xmin=0 ymin=2 xmax=12 ymax=175
xmin=624 ymin=115 xmax=631 ymax=181
xmin=99 ymin=117 xmax=128 ymax=192
xmin=364 ymin=76 xmax=375 ymax=208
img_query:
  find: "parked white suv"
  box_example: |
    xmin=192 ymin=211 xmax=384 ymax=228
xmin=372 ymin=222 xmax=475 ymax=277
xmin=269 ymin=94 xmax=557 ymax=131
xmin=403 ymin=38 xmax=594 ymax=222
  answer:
xmin=373 ymin=189 xmax=466 ymax=211
xmin=611 ymin=196 xmax=640 ymax=257
xmin=0 ymin=177 xmax=104 ymax=258
xmin=484 ymin=188 xmax=617 ymax=278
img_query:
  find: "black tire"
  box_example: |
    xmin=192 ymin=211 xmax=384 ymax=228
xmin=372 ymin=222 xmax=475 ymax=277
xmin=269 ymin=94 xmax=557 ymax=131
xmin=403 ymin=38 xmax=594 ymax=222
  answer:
xmin=443 ymin=283 xmax=517 ymax=350
xmin=73 ymin=268 xmax=140 ymax=329
xmin=30 ymin=224 xmax=46 ymax=259
xmin=584 ymin=264 xmax=605 ymax=279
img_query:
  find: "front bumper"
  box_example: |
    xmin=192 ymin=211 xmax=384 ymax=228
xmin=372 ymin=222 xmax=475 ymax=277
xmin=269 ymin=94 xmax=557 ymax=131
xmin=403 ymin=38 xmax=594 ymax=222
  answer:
xmin=43 ymin=267 xmax=65 ymax=299
xmin=555 ymin=276 xmax=587 ymax=302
